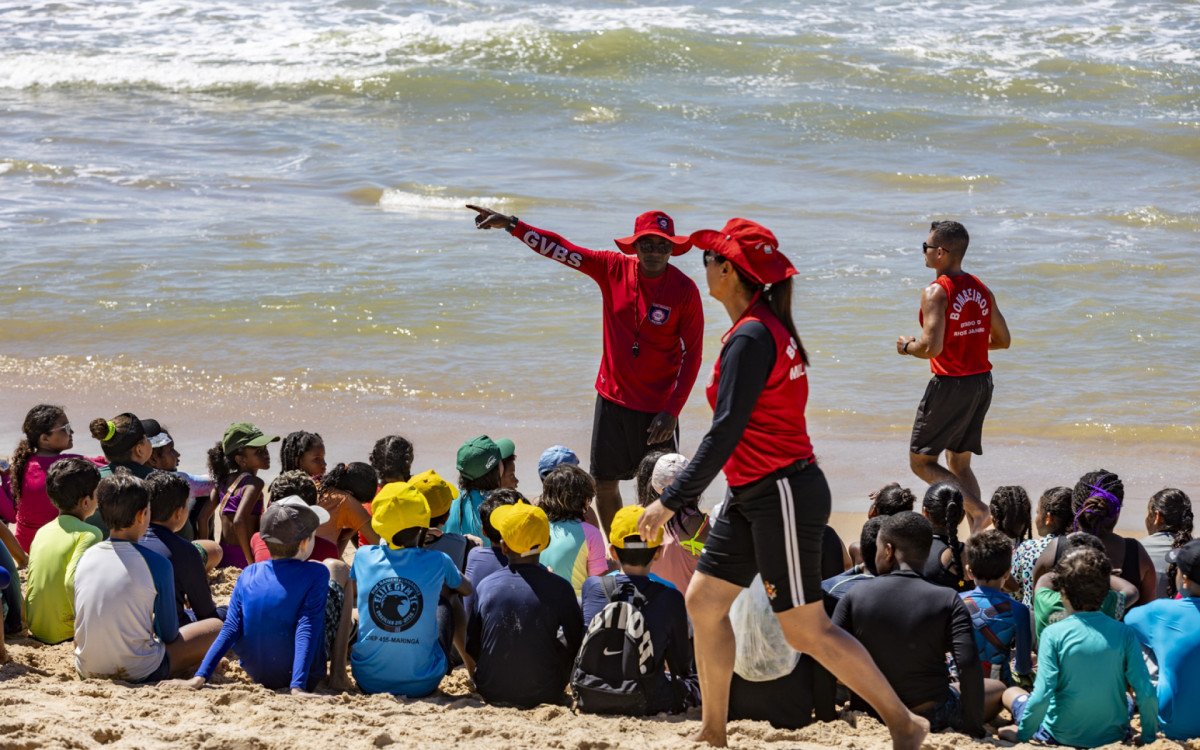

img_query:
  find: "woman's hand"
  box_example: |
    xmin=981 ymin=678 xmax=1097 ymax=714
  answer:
xmin=638 ymin=500 xmax=675 ymax=540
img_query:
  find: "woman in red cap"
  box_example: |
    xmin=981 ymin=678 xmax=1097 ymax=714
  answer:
xmin=639 ymin=219 xmax=928 ymax=749
xmin=466 ymin=205 xmax=704 ymax=534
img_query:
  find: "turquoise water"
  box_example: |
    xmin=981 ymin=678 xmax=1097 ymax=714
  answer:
xmin=0 ymin=0 xmax=1197 ymax=461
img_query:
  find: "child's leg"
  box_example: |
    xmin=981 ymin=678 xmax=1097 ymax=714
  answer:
xmin=195 ymin=540 xmax=223 ymax=573
xmin=1001 ymin=685 xmax=1029 ymax=714
xmin=448 ymin=594 xmax=474 ymax=676
xmin=164 ymin=618 xmax=224 ymax=675
xmin=322 ymin=560 xmax=353 ymax=691
xmin=982 ymin=678 xmax=1008 ymax=723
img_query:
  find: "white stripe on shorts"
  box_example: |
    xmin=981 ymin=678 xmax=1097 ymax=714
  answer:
xmin=777 ymin=477 xmax=804 ymax=606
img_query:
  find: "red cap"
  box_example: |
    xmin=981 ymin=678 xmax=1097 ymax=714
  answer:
xmin=690 ymin=218 xmax=796 ymax=286
xmin=614 ymin=211 xmax=693 ymax=256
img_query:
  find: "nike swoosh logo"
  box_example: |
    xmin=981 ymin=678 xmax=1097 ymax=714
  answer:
xmin=602 ymin=648 xmax=623 ymax=656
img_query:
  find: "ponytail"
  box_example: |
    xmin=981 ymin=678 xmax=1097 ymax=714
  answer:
xmin=764 ymin=278 xmax=809 ymax=366
xmin=1071 ymin=470 xmax=1124 ymax=535
xmin=207 ymin=441 xmax=239 ymax=488
xmin=989 ymin=485 xmax=1032 ymax=544
xmin=1149 ymin=488 xmax=1194 ymax=597
xmin=1039 ymin=486 xmax=1074 ymax=536
xmin=924 ymin=481 xmax=966 ymax=583
xmin=88 ymin=413 xmax=145 ymax=462
xmin=11 ymin=404 xmax=66 ymax=506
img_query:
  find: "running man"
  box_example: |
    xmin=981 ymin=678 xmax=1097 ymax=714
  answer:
xmin=896 ymin=221 xmax=1010 ymax=533
xmin=467 ymin=205 xmax=704 ymax=534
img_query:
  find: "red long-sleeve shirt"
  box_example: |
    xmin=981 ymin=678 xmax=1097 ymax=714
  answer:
xmin=510 ymin=221 xmax=704 ymax=416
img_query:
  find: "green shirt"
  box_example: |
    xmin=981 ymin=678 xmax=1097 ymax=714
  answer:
xmin=1018 ymin=611 xmax=1158 ymax=746
xmin=24 ymin=514 xmax=103 ymax=644
xmin=1033 ymin=585 xmax=1125 ymax=640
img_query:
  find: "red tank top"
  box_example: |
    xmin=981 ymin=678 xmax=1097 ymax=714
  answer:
xmin=706 ymin=300 xmax=813 ymax=487
xmin=920 ymin=273 xmax=992 ymax=377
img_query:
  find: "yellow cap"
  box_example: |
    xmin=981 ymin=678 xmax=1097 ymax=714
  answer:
xmin=371 ymin=481 xmax=430 ymax=549
xmin=410 ymin=469 xmax=459 ymax=519
xmin=609 ymin=505 xmax=663 ymax=549
xmin=490 ymin=502 xmax=550 ymax=557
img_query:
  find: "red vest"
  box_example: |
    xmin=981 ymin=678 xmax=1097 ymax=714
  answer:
xmin=921 ymin=273 xmax=992 ymax=377
xmin=706 ymin=300 xmax=813 ymax=487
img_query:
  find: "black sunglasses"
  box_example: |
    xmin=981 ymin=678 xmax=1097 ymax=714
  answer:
xmin=921 ymin=242 xmax=942 ymax=254
xmin=703 ymin=250 xmax=726 ymax=266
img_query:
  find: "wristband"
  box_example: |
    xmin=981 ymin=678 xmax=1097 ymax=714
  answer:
xmin=507 ymin=215 xmax=519 ymax=230
xmin=903 ymin=340 xmax=911 ymax=354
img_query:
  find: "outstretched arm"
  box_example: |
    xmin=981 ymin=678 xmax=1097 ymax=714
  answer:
xmin=466 ymin=204 xmax=608 ymax=281
xmin=896 ymin=283 xmax=947 ymax=359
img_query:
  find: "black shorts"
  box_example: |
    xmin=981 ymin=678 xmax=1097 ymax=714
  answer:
xmin=590 ymin=395 xmax=678 ymax=481
xmin=135 ymin=652 xmax=172 ymax=684
xmin=696 ymin=462 xmax=832 ymax=612
xmin=910 ymin=372 xmax=993 ymax=456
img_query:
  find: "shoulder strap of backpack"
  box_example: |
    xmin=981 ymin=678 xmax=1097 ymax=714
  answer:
xmin=600 ymin=574 xmax=619 ymax=601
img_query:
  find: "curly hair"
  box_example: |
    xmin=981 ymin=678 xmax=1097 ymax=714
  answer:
xmin=873 ymin=483 xmax=916 ymax=516
xmin=1071 ymin=470 xmax=1125 ymax=534
xmin=635 ymin=450 xmax=668 ymax=508
xmin=10 ymin=404 xmax=66 ymax=507
xmin=1149 ymin=488 xmax=1193 ymax=597
xmin=538 ymin=465 xmax=596 ymax=523
xmin=989 ymin=485 xmax=1032 ymax=544
xmin=207 ymin=441 xmax=242 ymax=487
xmin=322 ymin=462 xmax=378 ymax=505
xmin=267 ymin=470 xmax=318 ymax=506
xmin=1039 ymin=486 xmax=1074 ymax=536
xmin=369 ymin=435 xmax=414 ymax=484
xmin=280 ymin=431 xmax=323 ymax=475
xmin=1054 ymin=547 xmax=1111 ymax=612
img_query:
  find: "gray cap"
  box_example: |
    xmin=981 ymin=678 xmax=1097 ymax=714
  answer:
xmin=260 ymin=496 xmax=330 ymax=545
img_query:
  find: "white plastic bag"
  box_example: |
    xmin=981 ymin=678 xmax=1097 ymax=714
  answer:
xmin=730 ymin=575 xmax=801 ymax=682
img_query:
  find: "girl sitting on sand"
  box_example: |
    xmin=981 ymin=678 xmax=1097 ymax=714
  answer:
xmin=207 ymin=422 xmax=278 ymax=569
xmin=1142 ymin=488 xmax=1193 ymax=598
xmin=10 ymin=404 xmax=80 ymax=553
xmin=1011 ymin=486 xmax=1073 ymax=606
xmin=537 ymin=464 xmax=608 ymax=595
xmin=922 ymin=482 xmax=971 ymax=592
xmin=638 ymin=452 xmax=708 ymax=596
xmin=989 ymin=485 xmax=1032 ymax=548
xmin=280 ymin=431 xmax=325 ymax=480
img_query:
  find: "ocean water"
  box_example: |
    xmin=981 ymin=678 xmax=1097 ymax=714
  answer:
xmin=0 ymin=1 xmax=1197 ymax=498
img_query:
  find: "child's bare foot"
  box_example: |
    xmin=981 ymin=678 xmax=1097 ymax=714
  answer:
xmin=889 ymin=712 xmax=929 ymax=750
xmin=687 ymin=726 xmax=728 ymax=748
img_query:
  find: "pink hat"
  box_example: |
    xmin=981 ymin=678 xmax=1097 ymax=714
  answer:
xmin=614 ymin=211 xmax=693 ymax=256
xmin=690 ymin=218 xmax=796 ymax=286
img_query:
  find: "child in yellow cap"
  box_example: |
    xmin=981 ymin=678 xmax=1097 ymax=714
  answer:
xmin=575 ymin=505 xmax=699 ymax=715
xmin=348 ymin=481 xmax=473 ymax=698
xmin=465 ymin=502 xmax=584 ymax=709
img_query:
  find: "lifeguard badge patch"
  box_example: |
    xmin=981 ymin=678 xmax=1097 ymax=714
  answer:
xmin=647 ymin=303 xmax=672 ymax=326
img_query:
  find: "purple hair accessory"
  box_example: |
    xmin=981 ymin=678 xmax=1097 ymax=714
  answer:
xmin=1072 ymin=482 xmax=1122 ymax=531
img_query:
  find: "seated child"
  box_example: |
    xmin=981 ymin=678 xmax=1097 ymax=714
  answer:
xmin=466 ymin=501 xmax=583 ymax=708
xmin=413 ymin=469 xmax=470 ymax=570
xmin=640 ymin=453 xmax=708 ymax=596
xmin=140 ymin=472 xmax=223 ymax=625
xmin=207 ymin=422 xmax=278 ymax=569
xmin=0 ymin=527 xmax=21 ymax=636
xmin=190 ymin=497 xmax=351 ymax=693
xmin=577 ymin=505 xmax=698 ymax=715
xmin=25 ymin=458 xmax=102 ymax=644
xmin=959 ymin=529 xmax=1032 ymax=687
xmin=921 ymin=483 xmax=971 ymax=592
xmin=848 ymin=483 xmax=915 ymax=565
xmin=537 ymin=465 xmax=608 ymax=595
xmin=73 ymin=473 xmax=222 ymax=681
xmin=1125 ymin=540 xmax=1200 ymax=741
xmin=251 ymin=471 xmax=341 ymax=563
xmin=832 ymin=511 xmax=997 ymax=737
xmin=1032 ymin=531 xmax=1138 ymax=639
xmin=350 ymin=481 xmax=472 ymax=698
xmin=143 ymin=422 xmax=215 ymax=543
xmin=999 ymin=547 xmax=1157 ymax=747
xmin=463 ymin=489 xmax=524 ymax=618
xmin=822 ymin=516 xmax=885 ymax=615
xmin=315 ymin=461 xmax=379 ymax=552
xmin=446 ymin=435 xmax=503 ymax=544
xmin=537 ymin=445 xmax=580 ymax=480
xmin=280 ymin=430 xmax=326 ymax=478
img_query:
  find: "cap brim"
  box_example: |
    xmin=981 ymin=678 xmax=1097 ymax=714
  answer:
xmin=496 ymin=438 xmax=516 ymax=460
xmin=245 ymin=434 xmax=281 ymax=447
xmin=148 ymin=433 xmax=173 ymax=449
xmin=614 ymin=230 xmax=693 ymax=256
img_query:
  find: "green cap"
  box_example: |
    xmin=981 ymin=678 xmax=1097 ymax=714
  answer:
xmin=495 ymin=438 xmax=516 ymax=461
xmin=457 ymin=435 xmax=501 ymax=481
xmin=221 ymin=422 xmax=280 ymax=454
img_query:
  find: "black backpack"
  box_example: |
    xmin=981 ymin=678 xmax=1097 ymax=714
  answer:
xmin=571 ymin=576 xmax=655 ymax=715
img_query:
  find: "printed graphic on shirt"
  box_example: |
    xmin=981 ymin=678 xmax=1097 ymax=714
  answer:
xmin=520 ymin=229 xmax=583 ymax=268
xmin=368 ymin=577 xmax=423 ymax=632
xmin=647 ymin=303 xmax=671 ymax=326
xmin=949 ymin=286 xmax=990 ymax=337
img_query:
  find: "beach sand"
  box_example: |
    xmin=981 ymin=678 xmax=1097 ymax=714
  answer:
xmin=2 ymin=567 xmax=1193 ymax=750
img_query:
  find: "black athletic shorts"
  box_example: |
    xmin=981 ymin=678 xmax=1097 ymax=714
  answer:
xmin=910 ymin=372 xmax=993 ymax=456
xmin=590 ymin=394 xmax=678 ymax=481
xmin=696 ymin=461 xmax=832 ymax=612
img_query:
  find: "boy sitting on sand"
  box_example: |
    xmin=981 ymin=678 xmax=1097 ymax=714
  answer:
xmin=998 ymin=546 xmax=1157 ymax=747
xmin=832 ymin=511 xmax=999 ymax=737
xmin=462 ymin=489 xmax=524 ymax=618
xmin=74 ymin=473 xmax=222 ymax=682
xmin=189 ymin=497 xmax=349 ymax=693
xmin=140 ymin=472 xmax=223 ymax=625
xmin=351 ymin=481 xmax=472 ymax=698
xmin=466 ymin=501 xmax=583 ymax=708
xmin=577 ymin=505 xmax=698 ymax=715
xmin=959 ymin=529 xmax=1032 ymax=687
xmin=24 ymin=458 xmax=103 ymax=644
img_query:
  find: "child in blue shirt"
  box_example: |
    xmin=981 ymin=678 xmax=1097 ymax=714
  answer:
xmin=999 ymin=547 xmax=1157 ymax=747
xmin=958 ymin=530 xmax=1032 ymax=687
xmin=189 ymin=497 xmax=335 ymax=693
xmin=351 ymin=481 xmax=472 ymax=697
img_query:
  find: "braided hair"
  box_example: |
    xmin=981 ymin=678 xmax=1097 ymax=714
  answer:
xmin=369 ymin=435 xmax=414 ymax=484
xmin=1039 ymin=486 xmax=1075 ymax=536
xmin=10 ymin=404 xmax=66 ymax=507
xmin=280 ymin=431 xmax=323 ymax=475
xmin=1149 ymin=488 xmax=1193 ymax=597
xmin=923 ymin=481 xmax=966 ymax=585
xmin=989 ymin=485 xmax=1032 ymax=544
xmin=1071 ymin=470 xmax=1124 ymax=535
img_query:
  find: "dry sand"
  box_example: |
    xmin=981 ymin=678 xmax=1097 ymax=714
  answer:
xmin=3 ymin=569 xmax=1196 ymax=750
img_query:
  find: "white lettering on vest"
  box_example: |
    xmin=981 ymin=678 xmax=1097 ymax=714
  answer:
xmin=522 ymin=230 xmax=583 ymax=268
xmin=948 ymin=287 xmax=990 ymax=322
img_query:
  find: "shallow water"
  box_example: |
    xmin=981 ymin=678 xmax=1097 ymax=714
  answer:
xmin=0 ymin=1 xmax=1197 ymax=474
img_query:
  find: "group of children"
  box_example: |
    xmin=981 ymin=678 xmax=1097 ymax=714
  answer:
xmin=1 ymin=402 xmax=1198 ymax=747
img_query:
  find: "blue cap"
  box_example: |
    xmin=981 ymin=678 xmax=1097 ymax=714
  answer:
xmin=538 ymin=445 xmax=580 ymax=479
